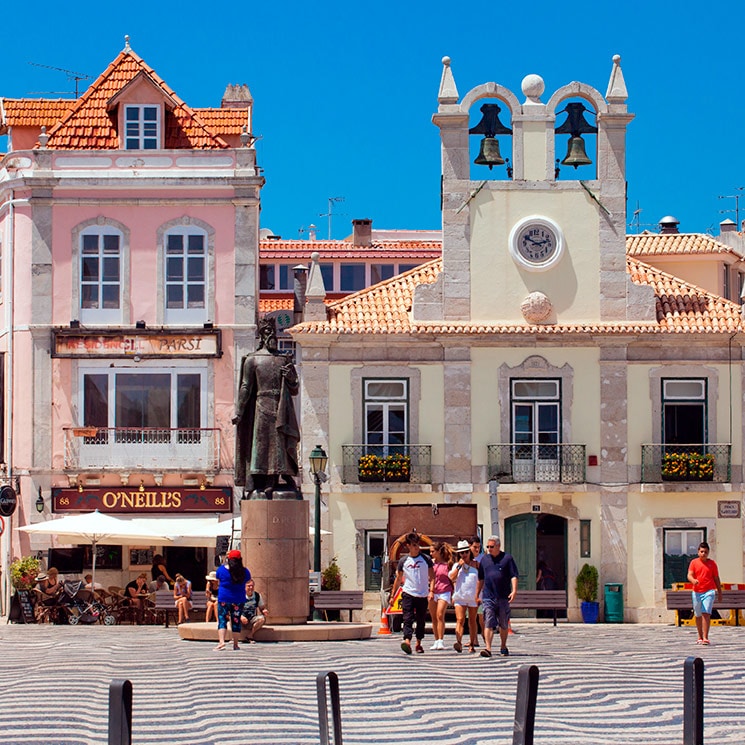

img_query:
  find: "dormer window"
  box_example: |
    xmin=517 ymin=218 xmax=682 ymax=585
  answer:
xmin=125 ymin=105 xmax=159 ymax=149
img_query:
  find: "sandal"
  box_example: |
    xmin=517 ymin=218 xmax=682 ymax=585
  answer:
xmin=480 ymin=649 xmax=492 ymax=658
xmin=453 ymin=641 xmax=462 ymax=653
xmin=214 ymin=644 xmax=226 ymax=651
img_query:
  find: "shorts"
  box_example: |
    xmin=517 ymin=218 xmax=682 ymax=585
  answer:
xmin=452 ymin=593 xmax=478 ymax=608
xmin=433 ymin=592 xmax=451 ymax=604
xmin=218 ymin=602 xmax=242 ymax=632
xmin=692 ymin=589 xmax=716 ymax=617
xmin=482 ymin=597 xmax=511 ymax=630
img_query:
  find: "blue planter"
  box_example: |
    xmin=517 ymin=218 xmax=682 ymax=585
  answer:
xmin=580 ymin=600 xmax=599 ymax=623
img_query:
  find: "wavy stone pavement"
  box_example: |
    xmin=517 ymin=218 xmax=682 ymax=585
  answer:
xmin=1 ymin=621 xmax=743 ymax=745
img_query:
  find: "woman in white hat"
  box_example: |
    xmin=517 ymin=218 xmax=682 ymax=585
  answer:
xmin=449 ymin=540 xmax=480 ymax=653
xmin=204 ymin=571 xmax=219 ymax=624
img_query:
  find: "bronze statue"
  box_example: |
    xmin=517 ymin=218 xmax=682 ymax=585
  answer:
xmin=233 ymin=318 xmax=301 ymax=499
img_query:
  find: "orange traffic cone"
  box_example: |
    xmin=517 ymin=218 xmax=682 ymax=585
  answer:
xmin=378 ymin=612 xmax=391 ymax=635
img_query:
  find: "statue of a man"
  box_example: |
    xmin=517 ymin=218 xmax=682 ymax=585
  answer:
xmin=233 ymin=318 xmax=300 ymax=498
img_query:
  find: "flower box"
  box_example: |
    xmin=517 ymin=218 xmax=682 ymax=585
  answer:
xmin=358 ymin=453 xmax=411 ymax=483
xmin=661 ymin=452 xmax=714 ymax=481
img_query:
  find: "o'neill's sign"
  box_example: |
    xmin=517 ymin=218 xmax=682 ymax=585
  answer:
xmin=52 ymin=486 xmax=232 ymax=514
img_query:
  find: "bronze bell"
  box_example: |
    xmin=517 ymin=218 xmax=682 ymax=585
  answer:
xmin=474 ymin=136 xmax=505 ymax=169
xmin=561 ymin=135 xmax=592 ymax=169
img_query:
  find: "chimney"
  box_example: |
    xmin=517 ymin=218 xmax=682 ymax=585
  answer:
xmin=352 ymin=218 xmax=373 ymax=247
xmin=308 ymin=224 xmax=317 ymax=241
xmin=720 ymin=219 xmax=737 ymax=234
xmin=221 ymin=84 xmax=253 ymax=108
xmin=658 ymin=216 xmax=680 ymax=234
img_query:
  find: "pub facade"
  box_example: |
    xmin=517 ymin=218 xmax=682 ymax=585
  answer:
xmin=0 ymin=40 xmax=261 ymax=590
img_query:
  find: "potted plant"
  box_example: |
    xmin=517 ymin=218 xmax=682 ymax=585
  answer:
xmin=358 ymin=454 xmax=384 ymax=482
xmin=383 ymin=453 xmax=411 ymax=482
xmin=575 ymin=563 xmax=599 ymax=623
xmin=321 ymin=557 xmax=342 ymax=591
xmin=10 ymin=555 xmax=41 ymax=591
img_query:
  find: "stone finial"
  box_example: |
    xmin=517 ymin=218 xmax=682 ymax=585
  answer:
xmin=438 ymin=56 xmax=459 ymax=105
xmin=124 ymin=35 xmax=131 ymax=52
xmin=38 ymin=126 xmax=49 ymax=149
xmin=305 ymin=251 xmax=327 ymax=301
xmin=605 ymin=54 xmax=628 ymax=103
xmin=521 ymin=74 xmax=545 ymax=104
xmin=521 ymin=292 xmax=553 ymax=323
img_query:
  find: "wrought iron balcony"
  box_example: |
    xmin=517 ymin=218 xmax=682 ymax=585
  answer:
xmin=341 ymin=444 xmax=432 ymax=484
xmin=641 ymin=444 xmax=731 ymax=483
xmin=487 ymin=443 xmax=586 ymax=484
xmin=64 ymin=427 xmax=221 ymax=471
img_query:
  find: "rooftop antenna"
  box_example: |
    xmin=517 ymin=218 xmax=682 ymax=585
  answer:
xmin=626 ymin=201 xmax=655 ymax=234
xmin=319 ymin=197 xmax=345 ymax=240
xmin=718 ymin=187 xmax=745 ymax=228
xmin=28 ymin=62 xmax=92 ymax=97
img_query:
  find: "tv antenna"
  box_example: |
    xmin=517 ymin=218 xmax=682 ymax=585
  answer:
xmin=319 ymin=197 xmax=345 ymax=240
xmin=718 ymin=187 xmax=745 ymax=229
xmin=28 ymin=62 xmax=92 ymax=97
xmin=627 ymin=201 xmax=656 ymax=234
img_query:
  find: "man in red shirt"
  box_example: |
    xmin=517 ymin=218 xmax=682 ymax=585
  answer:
xmin=687 ymin=541 xmax=723 ymax=645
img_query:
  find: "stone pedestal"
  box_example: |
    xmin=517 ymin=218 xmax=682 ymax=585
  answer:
xmin=241 ymin=498 xmax=310 ymax=624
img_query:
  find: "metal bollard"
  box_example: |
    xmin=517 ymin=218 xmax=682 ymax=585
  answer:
xmin=316 ymin=671 xmax=343 ymax=745
xmin=109 ymin=679 xmax=133 ymax=745
xmin=683 ymin=656 xmax=704 ymax=745
xmin=512 ymin=665 xmax=539 ymax=745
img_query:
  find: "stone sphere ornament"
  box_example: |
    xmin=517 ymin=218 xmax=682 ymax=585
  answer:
xmin=521 ymin=292 xmax=553 ymax=323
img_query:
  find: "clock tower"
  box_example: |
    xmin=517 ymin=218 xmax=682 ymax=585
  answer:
xmin=413 ymin=55 xmax=655 ymax=325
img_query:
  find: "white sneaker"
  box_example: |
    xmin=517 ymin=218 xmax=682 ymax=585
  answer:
xmin=430 ymin=641 xmax=440 ymax=650
xmin=436 ymin=639 xmax=445 ymax=650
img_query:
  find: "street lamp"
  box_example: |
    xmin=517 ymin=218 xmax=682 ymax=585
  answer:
xmin=309 ymin=445 xmax=328 ymax=573
xmin=35 ymin=488 xmax=44 ymax=514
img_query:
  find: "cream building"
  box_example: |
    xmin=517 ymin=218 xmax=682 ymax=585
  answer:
xmin=292 ymin=56 xmax=745 ymax=622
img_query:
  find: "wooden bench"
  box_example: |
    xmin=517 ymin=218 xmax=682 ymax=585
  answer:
xmin=666 ymin=590 xmax=745 ymax=626
xmin=312 ymin=591 xmax=364 ymax=622
xmin=152 ymin=590 xmax=208 ymax=627
xmin=510 ymin=591 xmax=568 ymax=626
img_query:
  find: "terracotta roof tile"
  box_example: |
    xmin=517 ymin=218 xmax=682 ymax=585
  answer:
xmin=292 ymin=257 xmax=744 ymax=336
xmin=194 ymin=108 xmax=249 ymax=136
xmin=0 ymin=99 xmax=75 ymax=132
xmin=40 ymin=49 xmax=229 ymax=150
xmin=259 ymin=298 xmax=295 ymax=313
xmin=260 ymin=239 xmax=442 ymax=260
xmin=626 ymin=232 xmax=734 ymax=256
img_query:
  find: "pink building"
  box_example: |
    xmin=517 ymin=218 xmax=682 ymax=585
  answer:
xmin=0 ymin=40 xmax=262 ymax=590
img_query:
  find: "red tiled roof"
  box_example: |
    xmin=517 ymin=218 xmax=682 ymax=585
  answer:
xmin=626 ymin=232 xmax=734 ymax=256
xmin=292 ymin=257 xmax=743 ymax=336
xmin=0 ymin=99 xmax=75 ymax=133
xmin=260 ymin=239 xmax=442 ymax=260
xmin=194 ymin=108 xmax=249 ymax=137
xmin=259 ymin=298 xmax=295 ymax=313
xmin=38 ymin=48 xmax=230 ymax=150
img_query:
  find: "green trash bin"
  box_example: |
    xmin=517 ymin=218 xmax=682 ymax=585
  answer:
xmin=604 ymin=583 xmax=623 ymax=623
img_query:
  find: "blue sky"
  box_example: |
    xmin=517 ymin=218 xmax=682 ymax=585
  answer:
xmin=2 ymin=2 xmax=744 ymax=239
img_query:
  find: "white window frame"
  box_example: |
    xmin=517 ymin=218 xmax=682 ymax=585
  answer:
xmin=164 ymin=226 xmax=208 ymax=324
xmin=124 ymin=105 xmax=160 ymax=150
xmin=79 ymin=226 xmax=123 ymax=324
xmin=363 ymin=378 xmax=408 ymax=454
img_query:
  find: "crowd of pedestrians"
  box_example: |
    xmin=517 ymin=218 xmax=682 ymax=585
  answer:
xmin=389 ymin=532 xmax=519 ymax=657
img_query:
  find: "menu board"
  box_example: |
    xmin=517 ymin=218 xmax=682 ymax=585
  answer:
xmin=129 ymin=548 xmax=154 ymax=566
xmin=10 ymin=591 xmax=36 ymax=624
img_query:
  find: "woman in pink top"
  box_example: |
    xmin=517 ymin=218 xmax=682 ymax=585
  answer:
xmin=428 ymin=542 xmax=454 ymax=650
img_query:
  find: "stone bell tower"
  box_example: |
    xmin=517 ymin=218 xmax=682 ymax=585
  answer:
xmin=413 ymin=54 xmax=655 ymax=325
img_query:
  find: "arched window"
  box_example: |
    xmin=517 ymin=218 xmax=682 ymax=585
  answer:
xmin=78 ymin=225 xmax=124 ymax=324
xmin=163 ymin=226 xmax=207 ymax=324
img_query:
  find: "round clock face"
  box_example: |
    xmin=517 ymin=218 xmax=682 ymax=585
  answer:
xmin=509 ymin=216 xmax=564 ymax=272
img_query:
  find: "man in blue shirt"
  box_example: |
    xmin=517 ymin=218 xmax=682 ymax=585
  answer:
xmin=476 ymin=536 xmax=518 ymax=657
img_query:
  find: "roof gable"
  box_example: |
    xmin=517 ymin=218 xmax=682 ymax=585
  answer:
xmin=42 ymin=46 xmax=230 ymax=150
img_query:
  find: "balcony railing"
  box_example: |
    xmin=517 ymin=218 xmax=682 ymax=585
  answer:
xmin=341 ymin=444 xmax=432 ymax=484
xmin=641 ymin=444 xmax=731 ymax=483
xmin=487 ymin=443 xmax=586 ymax=484
xmin=64 ymin=427 xmax=221 ymax=471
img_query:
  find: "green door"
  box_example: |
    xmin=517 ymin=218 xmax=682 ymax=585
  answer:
xmin=505 ymin=514 xmax=537 ymax=592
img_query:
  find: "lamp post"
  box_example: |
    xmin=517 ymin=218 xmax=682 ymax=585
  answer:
xmin=35 ymin=488 xmax=44 ymax=514
xmin=308 ymin=445 xmax=328 ymax=573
